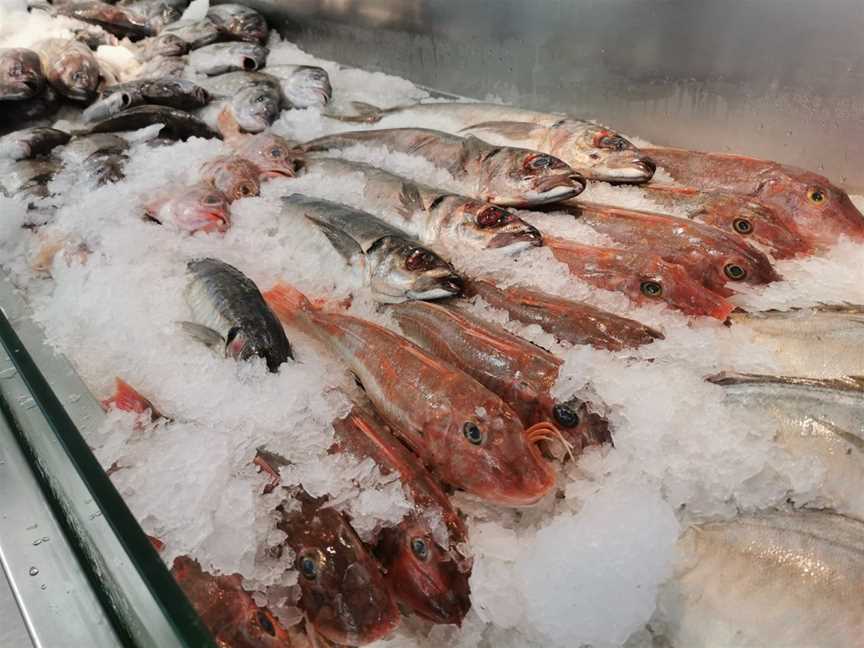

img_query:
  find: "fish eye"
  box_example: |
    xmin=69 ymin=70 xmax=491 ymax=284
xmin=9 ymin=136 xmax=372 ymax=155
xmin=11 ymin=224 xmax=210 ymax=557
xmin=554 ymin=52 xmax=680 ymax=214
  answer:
xmin=807 ymin=187 xmax=826 ymax=204
xmin=298 ymin=552 xmax=320 ymax=580
xmin=255 ymin=94 xmax=267 ymax=103
xmin=732 ymin=218 xmax=753 ymax=235
xmin=724 ymin=263 xmax=748 ymax=281
xmin=405 ymin=248 xmax=436 ymax=271
xmin=640 ymin=280 xmax=663 ymax=298
xmin=526 ymin=154 xmax=554 ymax=170
xmin=238 ymin=183 xmax=254 ymax=197
xmin=589 ymin=153 xmax=601 ymax=160
xmin=410 ymin=537 xmax=430 ymax=561
xmin=463 ymin=421 xmax=484 ymax=445
xmin=595 ymin=132 xmax=631 ymax=151
xmin=256 ymin=611 xmax=276 ymax=636
xmin=552 ymin=404 xmax=580 ymax=428
xmin=269 ymin=146 xmax=285 ymax=159
xmin=476 ymin=206 xmax=509 ymax=228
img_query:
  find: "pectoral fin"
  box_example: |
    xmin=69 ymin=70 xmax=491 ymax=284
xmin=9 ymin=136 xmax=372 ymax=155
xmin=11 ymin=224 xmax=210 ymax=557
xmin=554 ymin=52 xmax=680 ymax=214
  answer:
xmin=179 ymin=321 xmax=225 ymax=348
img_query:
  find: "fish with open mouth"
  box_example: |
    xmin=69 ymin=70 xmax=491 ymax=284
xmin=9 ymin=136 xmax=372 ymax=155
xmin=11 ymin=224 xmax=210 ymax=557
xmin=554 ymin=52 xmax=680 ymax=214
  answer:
xmin=0 ymin=48 xmax=45 ymax=100
xmin=87 ymin=105 xmax=220 ymax=140
xmin=159 ymin=18 xmax=220 ymax=49
xmin=182 ymin=258 xmax=293 ymax=371
xmin=188 ymin=42 xmax=269 ymax=75
xmin=466 ymin=279 xmax=663 ymax=351
xmin=546 ymin=201 xmax=781 ymax=296
xmin=299 ymin=157 xmax=542 ymax=254
xmin=636 ymin=185 xmax=813 ymax=259
xmin=264 ymin=283 xmax=557 ymax=506
xmin=302 ymin=127 xmax=586 ymax=207
xmin=264 ymin=64 xmax=332 ymax=108
xmin=197 ymin=71 xmax=282 ymax=133
xmin=0 ymin=127 xmax=70 ymax=161
xmin=207 ymin=3 xmax=269 ymax=44
xmin=82 ymin=78 xmax=211 ymax=123
xmin=281 ymin=193 xmax=464 ymax=303
xmin=143 ymin=183 xmax=231 ymax=233
xmin=199 ymin=155 xmax=261 ymax=201
xmin=389 ymin=299 xmax=612 ymax=456
xmin=53 ymin=1 xmax=156 ymax=40
xmin=544 ymin=235 xmax=735 ymax=320
xmin=641 ymin=147 xmax=864 ymax=246
xmin=32 ymin=38 xmax=102 ymax=102
xmin=331 ymin=101 xmax=656 ymax=184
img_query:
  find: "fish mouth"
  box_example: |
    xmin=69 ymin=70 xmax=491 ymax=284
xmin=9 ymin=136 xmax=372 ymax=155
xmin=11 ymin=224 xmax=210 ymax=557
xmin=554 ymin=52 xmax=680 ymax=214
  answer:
xmin=534 ymin=172 xmax=587 ymax=195
xmin=597 ymin=157 xmax=656 ymax=184
xmin=242 ymin=56 xmax=259 ymax=71
xmin=198 ymin=212 xmax=230 ymax=233
xmin=408 ymin=275 xmax=464 ymax=300
xmin=487 ymin=226 xmax=543 ymax=250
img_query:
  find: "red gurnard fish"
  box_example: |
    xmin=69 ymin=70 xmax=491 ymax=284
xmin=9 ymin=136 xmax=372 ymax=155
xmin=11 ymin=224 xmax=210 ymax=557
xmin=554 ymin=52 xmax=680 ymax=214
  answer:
xmin=143 ymin=182 xmax=231 ymax=234
xmin=639 ymin=185 xmax=813 ymax=258
xmin=551 ymin=201 xmax=781 ymax=297
xmin=263 ymin=283 xmax=556 ymax=506
xmin=467 ymin=279 xmax=663 ymax=351
xmin=543 ymin=236 xmax=734 ymax=320
xmin=641 ymin=147 xmax=864 ymax=246
xmin=101 ymin=377 xmax=163 ymax=422
xmin=200 ymin=154 xmax=262 ymax=201
xmin=389 ymin=300 xmax=611 ymax=456
xmin=218 ymin=108 xmax=302 ymax=178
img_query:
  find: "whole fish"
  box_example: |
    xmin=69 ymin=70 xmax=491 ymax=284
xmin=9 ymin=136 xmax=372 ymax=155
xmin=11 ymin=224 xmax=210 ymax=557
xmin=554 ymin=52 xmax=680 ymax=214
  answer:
xmin=300 ymin=157 xmax=542 ymax=254
xmin=708 ymin=372 xmax=864 ymax=515
xmin=304 ymin=128 xmax=586 ymax=207
xmin=264 ymin=283 xmax=557 ymax=506
xmin=0 ymin=158 xmax=61 ymax=200
xmin=129 ymin=33 xmax=189 ymax=61
xmin=665 ymin=511 xmax=864 ymax=647
xmin=182 ymin=258 xmax=293 ymax=371
xmin=160 ymin=18 xmax=220 ymax=49
xmin=198 ymin=72 xmax=281 ymax=133
xmin=641 ymin=147 xmax=864 ymax=246
xmin=143 ymin=183 xmax=231 ymax=233
xmin=170 ymin=556 xmax=299 ymax=647
xmin=216 ymin=108 xmax=302 ymax=178
xmin=54 ymin=1 xmax=155 ymax=40
xmin=188 ymin=42 xmax=269 ymax=75
xmin=3 ymin=86 xmax=61 ymax=130
xmin=115 ymin=0 xmax=181 ymax=33
xmin=62 ymin=133 xmax=130 ymax=184
xmin=199 ymin=155 xmax=261 ymax=201
xmin=32 ymin=38 xmax=102 ymax=102
xmin=88 ymin=105 xmax=219 ymax=140
xmin=467 ymin=279 xmax=663 ymax=351
xmin=550 ymin=201 xmax=781 ymax=296
xmin=281 ymin=194 xmax=464 ymax=303
xmin=389 ymin=299 xmax=611 ymax=454
xmin=134 ymin=55 xmax=187 ymax=79
xmin=264 ymin=65 xmax=332 ymax=108
xmin=638 ymin=185 xmax=813 ymax=259
xmin=729 ymin=306 xmax=864 ymax=378
xmin=207 ymin=3 xmax=269 ymax=44
xmin=335 ymin=101 xmax=655 ymax=184
xmin=544 ymin=235 xmax=734 ymax=320
xmin=83 ymin=78 xmax=210 ymax=123
xmin=0 ymin=48 xmax=45 ymax=100
xmin=0 ymin=127 xmax=70 ymax=161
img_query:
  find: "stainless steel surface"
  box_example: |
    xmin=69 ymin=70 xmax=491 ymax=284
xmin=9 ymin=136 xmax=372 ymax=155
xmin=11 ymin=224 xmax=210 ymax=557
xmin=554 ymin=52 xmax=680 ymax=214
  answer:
xmin=244 ymin=0 xmax=864 ymax=191
xmin=0 ymin=406 xmax=118 ymax=648
xmin=1 ymin=561 xmax=34 ymax=648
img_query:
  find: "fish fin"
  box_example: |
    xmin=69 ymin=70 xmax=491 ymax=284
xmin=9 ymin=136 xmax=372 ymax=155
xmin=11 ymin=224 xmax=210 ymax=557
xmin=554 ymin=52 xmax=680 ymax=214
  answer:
xmin=322 ymin=101 xmax=386 ymax=124
xmin=459 ymin=120 xmax=542 ymax=141
xmin=304 ymin=214 xmax=365 ymax=263
xmin=216 ymin=106 xmax=243 ymax=144
xmin=397 ymin=182 xmax=424 ymax=220
xmin=102 ymin=377 xmax=163 ymax=421
xmin=263 ymin=282 xmax=314 ymax=325
xmin=179 ymin=321 xmax=225 ymax=348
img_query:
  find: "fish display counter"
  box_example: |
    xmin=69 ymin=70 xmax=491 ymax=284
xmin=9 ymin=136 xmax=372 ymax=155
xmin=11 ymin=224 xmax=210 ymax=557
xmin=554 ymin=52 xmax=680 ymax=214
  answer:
xmin=1 ymin=1 xmax=863 ymax=647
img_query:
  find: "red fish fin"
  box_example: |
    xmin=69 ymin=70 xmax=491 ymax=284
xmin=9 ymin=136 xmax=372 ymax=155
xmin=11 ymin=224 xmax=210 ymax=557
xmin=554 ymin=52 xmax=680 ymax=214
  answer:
xmin=217 ymin=106 xmax=243 ymax=144
xmin=263 ymin=282 xmax=315 ymax=324
xmin=147 ymin=534 xmax=165 ymax=553
xmin=102 ymin=378 xmax=159 ymax=417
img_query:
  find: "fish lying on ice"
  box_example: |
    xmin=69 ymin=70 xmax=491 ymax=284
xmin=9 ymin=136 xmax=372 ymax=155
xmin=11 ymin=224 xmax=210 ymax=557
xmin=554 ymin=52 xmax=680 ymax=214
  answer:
xmin=0 ymin=48 xmax=45 ymax=100
xmin=199 ymin=155 xmax=261 ymax=201
xmin=143 ymin=183 xmax=231 ymax=233
xmin=0 ymin=127 xmax=70 ymax=161
xmin=197 ymin=71 xmax=282 ymax=133
xmin=264 ymin=64 xmax=332 ymax=108
xmin=32 ymin=38 xmax=102 ymax=102
xmin=0 ymin=158 xmax=62 ymax=201
xmin=188 ymin=42 xmax=269 ymax=75
xmin=217 ymin=109 xmax=302 ymax=178
xmin=128 ymin=33 xmax=189 ymax=61
xmin=207 ymin=3 xmax=269 ymax=44
xmin=280 ymin=194 xmax=464 ymax=303
xmin=303 ymin=127 xmax=587 ymax=207
xmin=159 ymin=18 xmax=220 ymax=49
xmin=82 ymin=78 xmax=210 ymax=123
xmin=264 ymin=283 xmax=557 ymax=506
xmin=87 ymin=105 xmax=220 ymax=140
xmin=61 ymin=132 xmax=130 ymax=185
xmin=331 ymin=101 xmax=656 ymax=184
xmin=53 ymin=1 xmax=156 ymax=40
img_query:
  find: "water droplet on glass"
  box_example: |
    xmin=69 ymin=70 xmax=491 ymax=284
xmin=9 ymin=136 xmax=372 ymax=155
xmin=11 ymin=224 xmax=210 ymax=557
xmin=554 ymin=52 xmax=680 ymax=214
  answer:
xmin=40 ymin=584 xmax=47 ymax=590
xmin=26 ymin=524 xmax=38 ymax=531
xmin=32 ymin=539 xmax=41 ymax=546
xmin=68 ymin=394 xmax=81 ymax=403
xmin=28 ymin=567 xmax=39 ymax=576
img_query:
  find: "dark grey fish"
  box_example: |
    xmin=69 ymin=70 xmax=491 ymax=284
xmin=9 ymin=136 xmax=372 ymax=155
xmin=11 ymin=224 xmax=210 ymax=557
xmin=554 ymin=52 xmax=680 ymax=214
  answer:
xmin=0 ymin=158 xmax=61 ymax=200
xmin=2 ymin=86 xmax=61 ymax=131
xmin=87 ymin=105 xmax=220 ymax=140
xmin=188 ymin=42 xmax=268 ymax=75
xmin=83 ymin=78 xmax=210 ymax=122
xmin=62 ymin=133 xmax=130 ymax=184
xmin=115 ymin=0 xmax=182 ymax=33
xmin=0 ymin=128 xmax=69 ymax=161
xmin=32 ymin=38 xmax=102 ymax=102
xmin=206 ymin=3 xmax=269 ymax=44
xmin=281 ymin=193 xmax=464 ymax=303
xmin=0 ymin=48 xmax=45 ymax=100
xmin=160 ymin=18 xmax=220 ymax=49
xmin=182 ymin=258 xmax=293 ymax=371
xmin=264 ymin=65 xmax=331 ymax=108
xmin=54 ymin=1 xmax=156 ymax=40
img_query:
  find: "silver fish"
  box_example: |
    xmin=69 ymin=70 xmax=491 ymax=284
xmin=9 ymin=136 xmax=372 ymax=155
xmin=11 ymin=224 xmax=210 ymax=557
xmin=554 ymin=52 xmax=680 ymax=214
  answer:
xmin=183 ymin=258 xmax=293 ymax=371
xmin=263 ymin=64 xmax=331 ymax=108
xmin=87 ymin=105 xmax=219 ymax=140
xmin=0 ymin=48 xmax=45 ymax=100
xmin=32 ymin=38 xmax=102 ymax=102
xmin=160 ymin=18 xmax=220 ymax=49
xmin=303 ymin=128 xmax=586 ymax=207
xmin=188 ymin=42 xmax=269 ymax=75
xmin=83 ymin=78 xmax=210 ymax=122
xmin=130 ymin=33 xmax=189 ymax=61
xmin=663 ymin=511 xmax=864 ymax=647
xmin=0 ymin=127 xmax=69 ymax=161
xmin=206 ymin=3 xmax=269 ymax=44
xmin=730 ymin=306 xmax=864 ymax=378
xmin=197 ymin=72 xmax=281 ymax=133
xmin=333 ymin=101 xmax=656 ymax=184
xmin=281 ymin=193 xmax=464 ymax=303
xmin=300 ymin=157 xmax=542 ymax=253
xmin=54 ymin=1 xmax=155 ymax=40
xmin=115 ymin=0 xmax=182 ymax=33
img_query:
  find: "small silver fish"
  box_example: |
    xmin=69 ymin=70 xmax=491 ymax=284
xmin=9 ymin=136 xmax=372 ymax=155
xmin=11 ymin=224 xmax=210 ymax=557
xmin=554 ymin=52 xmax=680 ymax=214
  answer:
xmin=188 ymin=42 xmax=269 ymax=75
xmin=263 ymin=64 xmax=331 ymax=108
xmin=197 ymin=72 xmax=281 ymax=133
xmin=160 ymin=18 xmax=220 ymax=49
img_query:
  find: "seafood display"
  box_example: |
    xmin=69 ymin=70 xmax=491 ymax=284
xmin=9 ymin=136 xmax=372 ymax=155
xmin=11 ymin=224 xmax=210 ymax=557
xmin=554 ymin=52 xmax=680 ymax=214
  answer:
xmin=2 ymin=3 xmax=864 ymax=648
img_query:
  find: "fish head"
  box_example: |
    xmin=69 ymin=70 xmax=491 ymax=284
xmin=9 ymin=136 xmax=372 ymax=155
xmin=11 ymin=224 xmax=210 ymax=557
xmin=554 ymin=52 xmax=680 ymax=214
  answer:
xmin=534 ymin=395 xmax=612 ymax=454
xmin=629 ymin=257 xmax=734 ymax=320
xmin=0 ymin=49 xmax=44 ymax=99
xmin=201 ymin=156 xmax=261 ymax=201
xmin=148 ymin=184 xmax=231 ymax=233
xmin=560 ymin=125 xmax=655 ymax=183
xmin=755 ymin=168 xmax=864 ymax=244
xmin=215 ymin=6 xmax=270 ymax=44
xmin=375 ymin=517 xmax=471 ymax=625
xmin=51 ymin=47 xmax=101 ymax=102
xmin=291 ymin=507 xmax=400 ymax=645
xmin=141 ymin=34 xmax=189 ymax=60
xmin=435 ymin=197 xmax=542 ymax=253
xmin=281 ymin=66 xmax=332 ymax=108
xmin=232 ymin=86 xmax=280 ymax=133
xmin=236 ymin=133 xmax=301 ymax=177
xmin=426 ymin=391 xmax=556 ymax=505
xmin=368 ymin=238 xmax=464 ymax=302
xmin=699 ymin=246 xmax=780 ymax=296
xmin=480 ymin=145 xmax=586 ymax=206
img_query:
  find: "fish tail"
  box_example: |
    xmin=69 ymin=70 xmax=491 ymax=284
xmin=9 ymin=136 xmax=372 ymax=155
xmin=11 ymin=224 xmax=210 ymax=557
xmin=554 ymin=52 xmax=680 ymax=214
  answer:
xmin=322 ymin=100 xmax=385 ymax=124
xmin=102 ymin=377 xmax=159 ymax=417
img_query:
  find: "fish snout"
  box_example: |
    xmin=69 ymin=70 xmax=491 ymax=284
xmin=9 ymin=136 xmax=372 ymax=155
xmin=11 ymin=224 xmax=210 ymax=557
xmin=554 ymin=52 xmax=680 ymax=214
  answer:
xmin=439 ymin=274 xmax=465 ymax=296
xmin=634 ymin=156 xmax=656 ymax=180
